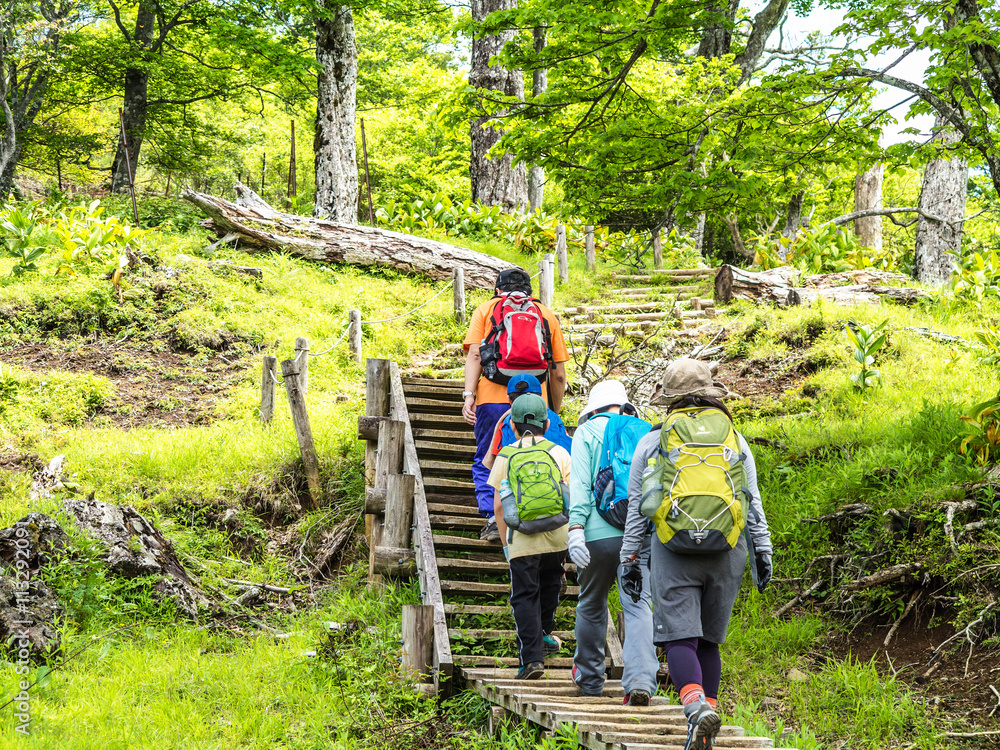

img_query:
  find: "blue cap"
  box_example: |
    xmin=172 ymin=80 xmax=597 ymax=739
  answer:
xmin=507 ymin=373 xmax=542 ymax=396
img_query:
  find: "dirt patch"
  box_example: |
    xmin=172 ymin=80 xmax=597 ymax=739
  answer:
xmin=0 ymin=452 xmax=43 ymax=473
xmin=2 ymin=341 xmax=251 ymax=428
xmin=716 ymin=355 xmax=810 ymax=404
xmin=826 ymin=612 xmax=1000 ymax=729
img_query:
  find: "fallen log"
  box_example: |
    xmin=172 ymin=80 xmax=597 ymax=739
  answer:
xmin=183 ymin=184 xmax=515 ymax=289
xmin=714 ymin=264 xmax=930 ymax=306
xmin=714 ymin=265 xmax=799 ymax=305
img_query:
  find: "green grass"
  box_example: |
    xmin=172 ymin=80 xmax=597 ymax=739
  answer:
xmin=1 ymin=200 xmax=999 ymax=748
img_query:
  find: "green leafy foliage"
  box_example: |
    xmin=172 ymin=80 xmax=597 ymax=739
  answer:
xmin=753 ymin=224 xmax=898 ymax=274
xmin=844 ymin=319 xmax=889 ymax=391
xmin=959 ymin=391 xmax=1000 ymax=465
xmin=0 ymin=203 xmax=47 ymax=275
xmin=949 ymin=242 xmax=1000 ymax=303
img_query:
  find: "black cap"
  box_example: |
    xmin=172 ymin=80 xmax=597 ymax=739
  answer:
xmin=495 ymin=268 xmax=532 ymax=294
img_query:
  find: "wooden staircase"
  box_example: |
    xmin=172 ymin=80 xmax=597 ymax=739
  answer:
xmin=359 ymin=268 xmax=797 ymax=749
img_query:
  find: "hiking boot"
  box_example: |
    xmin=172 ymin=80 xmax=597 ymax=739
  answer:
xmin=542 ymin=634 xmax=563 ymax=656
xmin=515 ymin=661 xmax=544 ymax=680
xmin=682 ymin=700 xmax=721 ymax=750
xmin=480 ymin=516 xmax=500 ymax=542
xmin=624 ymin=689 xmax=652 ymax=707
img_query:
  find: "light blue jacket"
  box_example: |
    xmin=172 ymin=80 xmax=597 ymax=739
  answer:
xmin=568 ymin=413 xmax=623 ymax=542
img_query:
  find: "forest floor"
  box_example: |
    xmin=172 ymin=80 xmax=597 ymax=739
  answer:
xmin=0 ymin=203 xmax=998 ymax=749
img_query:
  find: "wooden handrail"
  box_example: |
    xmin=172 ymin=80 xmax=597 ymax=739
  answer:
xmin=388 ymin=361 xmax=454 ymax=696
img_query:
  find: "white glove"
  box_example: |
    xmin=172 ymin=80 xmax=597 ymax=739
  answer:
xmin=567 ymin=528 xmax=590 ymax=570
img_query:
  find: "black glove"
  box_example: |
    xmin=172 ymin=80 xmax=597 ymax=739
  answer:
xmin=755 ymin=553 xmax=773 ymax=593
xmin=620 ymin=559 xmax=644 ymax=603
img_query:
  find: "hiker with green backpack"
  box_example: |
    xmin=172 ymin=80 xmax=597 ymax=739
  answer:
xmin=620 ymin=358 xmax=773 ymax=750
xmin=567 ymin=380 xmax=659 ymax=705
xmin=488 ymin=393 xmax=571 ymax=680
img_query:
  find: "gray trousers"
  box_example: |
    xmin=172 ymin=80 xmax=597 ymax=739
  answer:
xmin=573 ymin=535 xmax=658 ymax=696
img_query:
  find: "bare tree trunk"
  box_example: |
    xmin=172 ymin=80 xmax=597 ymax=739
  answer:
xmin=853 ymin=163 xmax=884 ymax=250
xmin=782 ymin=191 xmax=804 ymax=237
xmin=722 ymin=214 xmax=753 ymax=261
xmin=526 ymin=26 xmax=547 ymax=211
xmin=696 ymin=0 xmax=740 ymax=58
xmin=110 ymin=0 xmax=156 ymax=193
xmin=313 ymin=2 xmax=358 ymax=223
xmin=469 ymin=0 xmax=527 ymax=213
xmin=913 ymin=122 xmax=967 ymax=286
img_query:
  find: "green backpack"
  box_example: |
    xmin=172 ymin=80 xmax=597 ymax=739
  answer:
xmin=639 ymin=406 xmax=750 ymax=554
xmin=499 ymin=439 xmax=569 ymax=535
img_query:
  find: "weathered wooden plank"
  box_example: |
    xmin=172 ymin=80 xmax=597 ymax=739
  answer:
xmin=412 ymin=428 xmax=476 ymax=443
xmin=390 ymin=362 xmax=453 ymax=697
xmin=442 ymin=580 xmax=579 ymax=597
xmin=437 ymin=556 xmax=507 ymax=573
xmin=450 ymin=629 xmax=574 ymax=641
xmin=457 ymin=655 xmax=577 ymax=668
xmin=402 ymin=384 xmax=466 ymax=400
xmin=401 ymin=376 xmax=465 ymax=389
xmin=405 ymin=397 xmax=466 ymax=415
xmin=414 ymin=440 xmax=477 ymax=458
xmin=433 ymin=534 xmax=500 ymax=551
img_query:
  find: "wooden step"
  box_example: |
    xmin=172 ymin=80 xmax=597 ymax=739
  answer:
xmin=454 ymin=655 xmax=578 ymax=668
xmin=405 ymin=396 xmax=464 ymax=415
xmin=433 ymin=534 xmax=500 ymax=551
xmin=603 ymin=286 xmax=701 ymax=295
xmin=420 ymin=459 xmax=474 ymax=474
xmin=411 ymin=428 xmax=475 ymax=443
xmin=422 ymin=476 xmax=477 ymax=493
xmin=442 ymin=579 xmax=579 ymax=598
xmin=415 ymin=440 xmax=476 ymax=459
xmin=409 ymin=412 xmax=471 ymax=430
xmin=446 ymin=603 xmax=575 ymax=617
xmin=437 ymin=557 xmax=508 ymax=573
xmin=567 ymin=311 xmax=675 ymax=323
xmin=401 ymin=377 xmax=464 ymax=389
xmin=429 ymin=514 xmax=488 ymax=531
xmin=402 ymin=385 xmax=465 ymax=401
xmin=449 ymin=628 xmax=574 ymax=641
xmin=426 ymin=501 xmax=482 ymax=517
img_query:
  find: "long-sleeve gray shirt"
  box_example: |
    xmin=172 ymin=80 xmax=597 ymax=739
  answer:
xmin=620 ymin=429 xmax=772 ymax=562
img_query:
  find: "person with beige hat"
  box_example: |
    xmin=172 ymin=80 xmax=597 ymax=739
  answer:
xmin=620 ymin=357 xmax=772 ymax=749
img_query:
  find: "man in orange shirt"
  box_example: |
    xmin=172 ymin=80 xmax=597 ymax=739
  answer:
xmin=463 ymin=268 xmax=569 ymax=541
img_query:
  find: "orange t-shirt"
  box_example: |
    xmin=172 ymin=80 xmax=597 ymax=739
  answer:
xmin=463 ymin=298 xmax=568 ymax=405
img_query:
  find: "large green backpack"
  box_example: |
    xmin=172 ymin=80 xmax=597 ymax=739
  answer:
xmin=499 ymin=439 xmax=568 ymax=535
xmin=639 ymin=406 xmax=750 ymax=554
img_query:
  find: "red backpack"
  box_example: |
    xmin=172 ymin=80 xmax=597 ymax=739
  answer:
xmin=479 ymin=292 xmax=553 ymax=385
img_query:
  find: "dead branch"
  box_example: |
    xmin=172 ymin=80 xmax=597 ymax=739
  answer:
xmin=883 ymin=589 xmax=922 ymax=648
xmin=774 ymin=579 xmax=824 ymax=619
xmin=842 ymin=563 xmax=922 ymax=591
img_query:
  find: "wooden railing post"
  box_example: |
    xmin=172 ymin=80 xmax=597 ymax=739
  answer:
xmin=653 ymin=229 xmax=663 ymax=269
xmin=402 ymin=604 xmax=435 ymax=696
xmin=348 ymin=310 xmax=362 ymax=363
xmin=362 ymin=358 xmax=391 ymax=552
xmin=280 ymin=359 xmax=321 ymax=509
xmin=260 ymin=355 xmax=277 ymax=423
xmin=452 ymin=267 xmax=466 ymax=324
xmin=373 ymin=473 xmax=416 ymax=577
xmin=540 ymin=253 xmax=554 ymax=307
xmin=369 ymin=419 xmax=406 ymax=581
xmin=585 ymin=225 xmax=595 ymax=271
xmin=556 ymin=223 xmax=568 ymax=284
xmin=295 ymin=337 xmax=309 ymax=396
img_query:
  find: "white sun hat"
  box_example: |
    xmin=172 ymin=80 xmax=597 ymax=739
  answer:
xmin=579 ymin=380 xmax=630 ymax=425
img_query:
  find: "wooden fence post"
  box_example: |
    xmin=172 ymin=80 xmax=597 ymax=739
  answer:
xmin=348 ymin=310 xmax=362 ymax=363
xmin=539 ymin=255 xmax=553 ymax=307
xmin=280 ymin=359 xmax=321 ymax=509
xmin=452 ymin=267 xmax=465 ymax=324
xmin=585 ymin=225 xmax=595 ymax=271
xmin=556 ymin=223 xmax=568 ymax=284
xmin=373 ymin=473 xmax=416 ymax=577
xmin=402 ymin=603 xmax=435 ymax=695
xmin=653 ymin=229 xmax=663 ymax=269
xmin=361 ymin=359 xmax=391 ymax=550
xmin=260 ymin=355 xmax=277 ymax=423
xmin=295 ymin=337 xmax=309 ymax=396
xmin=369 ymin=419 xmax=406 ymax=581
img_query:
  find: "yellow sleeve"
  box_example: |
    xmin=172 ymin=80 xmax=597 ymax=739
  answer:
xmin=550 ymin=445 xmax=572 ymax=484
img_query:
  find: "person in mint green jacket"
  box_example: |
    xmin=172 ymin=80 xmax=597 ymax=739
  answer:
xmin=567 ymin=380 xmax=658 ymax=704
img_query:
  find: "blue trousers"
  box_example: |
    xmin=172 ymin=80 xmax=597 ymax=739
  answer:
xmin=472 ymin=402 xmax=510 ymax=517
